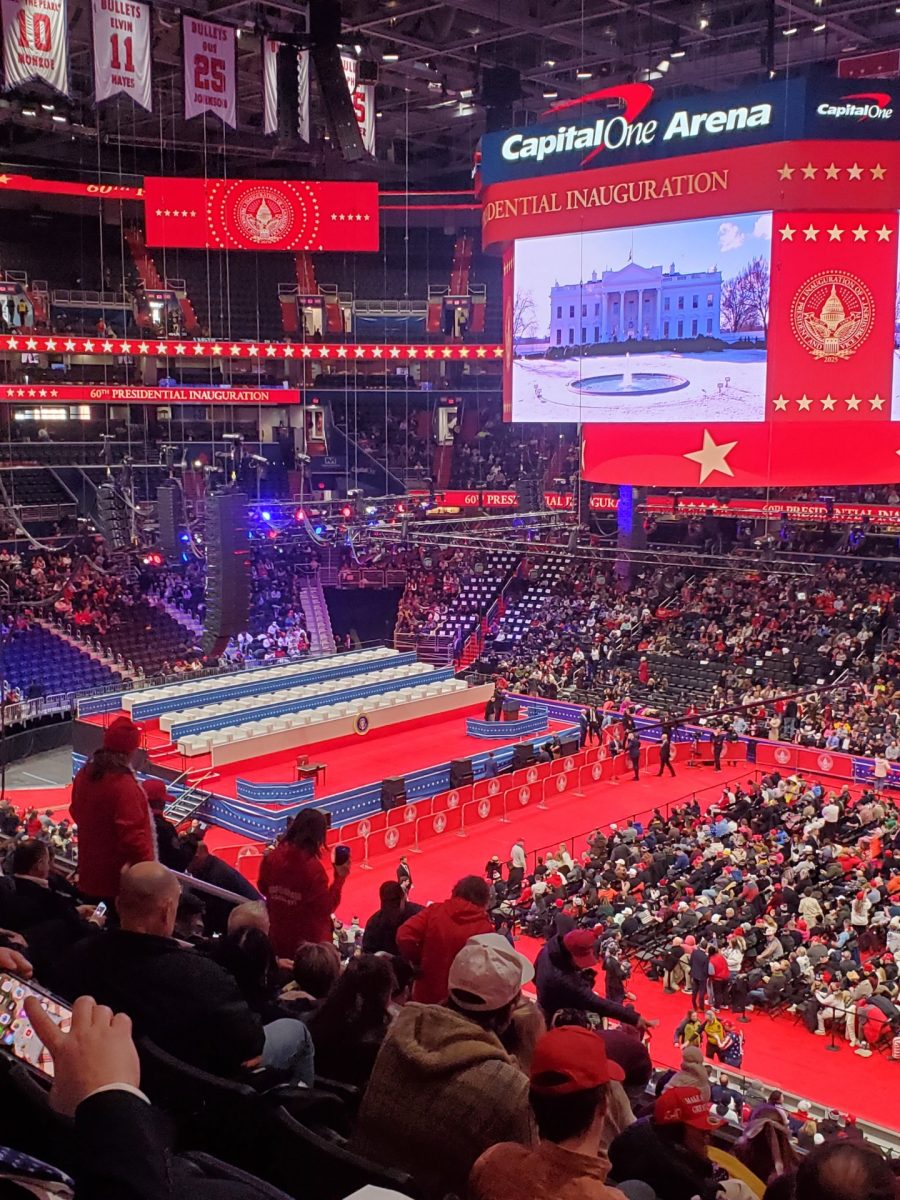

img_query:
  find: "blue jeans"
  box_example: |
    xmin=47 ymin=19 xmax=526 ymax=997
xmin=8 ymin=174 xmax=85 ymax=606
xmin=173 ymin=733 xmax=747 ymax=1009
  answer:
xmin=262 ymin=1018 xmax=315 ymax=1086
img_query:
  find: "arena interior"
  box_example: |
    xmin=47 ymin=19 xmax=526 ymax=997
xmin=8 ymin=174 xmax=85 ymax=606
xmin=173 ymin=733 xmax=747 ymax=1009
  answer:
xmin=0 ymin=0 xmax=900 ymax=1195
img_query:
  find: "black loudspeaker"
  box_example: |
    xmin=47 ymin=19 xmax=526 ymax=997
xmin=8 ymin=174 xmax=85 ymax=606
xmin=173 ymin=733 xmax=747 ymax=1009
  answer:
xmin=358 ymin=58 xmax=378 ymax=84
xmin=558 ymin=737 xmax=580 ymax=758
xmin=381 ymin=777 xmax=406 ymax=810
xmin=96 ymin=483 xmax=130 ymax=550
xmin=450 ymin=759 xmax=474 ymax=788
xmin=512 ymin=743 xmax=535 ymax=769
xmin=157 ymin=482 xmax=182 ymax=559
xmin=202 ymin=492 xmax=250 ymax=659
xmin=515 ymin=477 xmax=539 ymax=511
xmin=308 ymin=1 xmax=366 ymax=163
xmin=481 ymin=65 xmax=521 ymax=131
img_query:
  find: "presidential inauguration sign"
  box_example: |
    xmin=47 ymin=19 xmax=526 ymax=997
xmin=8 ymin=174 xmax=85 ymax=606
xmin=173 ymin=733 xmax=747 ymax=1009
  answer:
xmin=482 ymin=75 xmax=900 ymax=486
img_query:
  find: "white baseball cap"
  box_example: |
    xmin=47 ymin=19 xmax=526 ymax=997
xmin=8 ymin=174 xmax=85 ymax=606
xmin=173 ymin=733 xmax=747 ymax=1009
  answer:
xmin=448 ymin=933 xmax=535 ymax=1012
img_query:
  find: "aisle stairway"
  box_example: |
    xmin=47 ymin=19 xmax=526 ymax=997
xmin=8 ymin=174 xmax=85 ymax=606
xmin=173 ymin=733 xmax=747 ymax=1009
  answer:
xmin=299 ymin=573 xmax=336 ymax=655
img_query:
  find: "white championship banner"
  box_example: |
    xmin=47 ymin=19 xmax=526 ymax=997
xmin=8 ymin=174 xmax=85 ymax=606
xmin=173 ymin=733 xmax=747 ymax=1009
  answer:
xmin=2 ymin=0 xmax=68 ymax=94
xmin=263 ymin=37 xmax=278 ymax=135
xmin=91 ymin=0 xmax=152 ymax=110
xmin=183 ymin=15 xmax=235 ymax=128
xmin=340 ymin=52 xmax=375 ymax=155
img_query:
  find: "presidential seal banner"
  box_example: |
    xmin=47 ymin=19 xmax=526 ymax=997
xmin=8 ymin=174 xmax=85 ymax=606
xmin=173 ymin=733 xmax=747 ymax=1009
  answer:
xmin=2 ymin=0 xmax=68 ymax=94
xmin=182 ymin=15 xmax=235 ymax=128
xmin=91 ymin=0 xmax=152 ymax=111
xmin=143 ymin=177 xmax=380 ymax=252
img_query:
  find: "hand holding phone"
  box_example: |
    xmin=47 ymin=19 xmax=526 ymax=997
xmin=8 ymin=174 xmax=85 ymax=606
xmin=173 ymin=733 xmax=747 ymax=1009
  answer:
xmin=24 ymin=994 xmax=140 ymax=1116
xmin=333 ymin=844 xmax=351 ymax=876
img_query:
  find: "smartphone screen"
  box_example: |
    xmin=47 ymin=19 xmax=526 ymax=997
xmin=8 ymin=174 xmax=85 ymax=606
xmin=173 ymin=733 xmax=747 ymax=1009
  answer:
xmin=0 ymin=973 xmax=72 ymax=1079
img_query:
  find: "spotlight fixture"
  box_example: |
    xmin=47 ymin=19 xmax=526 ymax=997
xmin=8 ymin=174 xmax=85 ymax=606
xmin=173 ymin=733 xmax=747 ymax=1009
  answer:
xmin=813 ymin=21 xmax=826 ymax=31
xmin=657 ymin=58 xmax=670 ymax=71
xmin=575 ymin=67 xmax=592 ymax=79
xmin=670 ymin=47 xmax=686 ymax=58
xmin=542 ymin=87 xmax=558 ymax=99
xmin=783 ymin=25 xmax=798 ymax=35
xmin=382 ymin=47 xmax=399 ymax=61
xmin=699 ymin=17 xmax=709 ymax=29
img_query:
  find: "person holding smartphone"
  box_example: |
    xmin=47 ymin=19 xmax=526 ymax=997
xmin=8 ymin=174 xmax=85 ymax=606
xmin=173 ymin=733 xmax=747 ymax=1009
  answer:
xmin=258 ymin=809 xmax=351 ymax=958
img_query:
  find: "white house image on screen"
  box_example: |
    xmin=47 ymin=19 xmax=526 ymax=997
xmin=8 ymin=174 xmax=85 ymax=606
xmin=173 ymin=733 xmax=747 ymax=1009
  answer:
xmin=549 ymin=261 xmax=722 ymax=346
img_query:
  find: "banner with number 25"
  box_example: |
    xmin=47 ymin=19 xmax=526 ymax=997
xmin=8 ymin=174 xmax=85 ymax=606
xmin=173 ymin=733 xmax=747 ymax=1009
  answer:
xmin=182 ymin=15 xmax=236 ymax=129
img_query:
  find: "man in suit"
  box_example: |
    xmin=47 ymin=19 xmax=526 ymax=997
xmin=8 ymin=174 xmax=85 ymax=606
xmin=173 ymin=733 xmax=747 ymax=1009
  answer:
xmin=688 ymin=939 xmax=710 ymax=1011
xmin=397 ymin=855 xmax=413 ymax=894
xmin=712 ymin=728 xmax=726 ymax=771
xmin=657 ymin=732 xmax=676 ymax=778
xmin=626 ymin=731 xmax=641 ymax=781
xmin=51 ymin=862 xmax=312 ymax=1084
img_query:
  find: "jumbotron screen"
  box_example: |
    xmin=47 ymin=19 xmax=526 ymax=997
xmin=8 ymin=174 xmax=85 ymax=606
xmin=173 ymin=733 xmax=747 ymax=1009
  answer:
xmin=511 ymin=210 xmax=771 ymax=425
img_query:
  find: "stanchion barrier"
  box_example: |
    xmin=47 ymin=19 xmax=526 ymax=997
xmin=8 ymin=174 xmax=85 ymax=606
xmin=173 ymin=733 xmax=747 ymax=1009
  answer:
xmin=511 ymin=765 xmax=542 ymax=791
xmin=474 ymin=776 xmax=505 ymax=803
xmin=432 ymin=784 xmax=473 ymax=814
xmin=381 ymin=818 xmax=418 ymax=855
xmin=386 ymin=798 xmax=429 ymax=830
xmin=412 ymin=803 xmax=463 ymax=852
xmin=579 ymin=758 xmax=605 ymax=789
xmin=459 ymin=792 xmax=499 ymax=837
xmin=541 ymin=769 xmax=573 ymax=806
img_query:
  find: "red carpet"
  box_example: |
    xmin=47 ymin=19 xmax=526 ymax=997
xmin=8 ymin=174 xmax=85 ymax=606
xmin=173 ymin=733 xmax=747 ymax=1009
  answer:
xmin=332 ymin=766 xmax=900 ymax=1133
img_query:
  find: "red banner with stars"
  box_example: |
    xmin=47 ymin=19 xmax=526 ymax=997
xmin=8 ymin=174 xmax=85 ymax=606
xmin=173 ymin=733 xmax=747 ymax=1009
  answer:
xmin=143 ymin=178 xmax=379 ymax=252
xmin=766 ymin=211 xmax=896 ymax=423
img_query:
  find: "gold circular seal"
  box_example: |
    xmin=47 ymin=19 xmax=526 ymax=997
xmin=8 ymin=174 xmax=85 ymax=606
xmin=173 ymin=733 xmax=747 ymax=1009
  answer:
xmin=233 ymin=187 xmax=294 ymax=245
xmin=790 ymin=271 xmax=874 ymax=362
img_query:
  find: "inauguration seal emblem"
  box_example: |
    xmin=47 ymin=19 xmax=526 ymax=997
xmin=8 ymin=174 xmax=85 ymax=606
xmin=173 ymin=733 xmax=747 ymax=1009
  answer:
xmin=790 ymin=271 xmax=874 ymax=362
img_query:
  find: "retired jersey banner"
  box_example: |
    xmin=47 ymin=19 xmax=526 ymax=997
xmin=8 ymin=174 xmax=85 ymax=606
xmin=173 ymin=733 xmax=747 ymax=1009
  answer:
xmin=263 ymin=37 xmax=278 ymax=135
xmin=297 ymin=48 xmax=309 ymax=142
xmin=2 ymin=0 xmax=68 ymax=94
xmin=92 ymin=0 xmax=151 ymax=111
xmin=341 ymin=52 xmax=374 ymax=155
xmin=143 ymin=177 xmax=379 ymax=252
xmin=183 ymin=16 xmax=235 ymax=128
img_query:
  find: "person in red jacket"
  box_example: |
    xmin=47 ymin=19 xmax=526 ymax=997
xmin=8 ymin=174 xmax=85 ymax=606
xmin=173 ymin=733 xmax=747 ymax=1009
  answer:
xmin=396 ymin=874 xmax=494 ymax=1003
xmin=707 ymin=946 xmax=732 ymax=1008
xmin=70 ymin=716 xmax=155 ymax=902
xmin=258 ymin=808 xmax=350 ymax=957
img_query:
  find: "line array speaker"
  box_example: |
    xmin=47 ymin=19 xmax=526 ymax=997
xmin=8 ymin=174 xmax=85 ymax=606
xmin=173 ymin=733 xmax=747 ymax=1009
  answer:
xmin=96 ymin=483 xmax=130 ymax=551
xmin=157 ymin=482 xmax=183 ymax=559
xmin=202 ymin=492 xmax=250 ymax=659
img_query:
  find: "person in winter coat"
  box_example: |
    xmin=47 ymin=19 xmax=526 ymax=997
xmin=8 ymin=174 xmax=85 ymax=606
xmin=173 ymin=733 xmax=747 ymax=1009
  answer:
xmin=609 ymin=1086 xmax=724 ymax=1200
xmin=664 ymin=1045 xmax=711 ymax=1100
xmin=258 ymin=808 xmax=350 ymax=957
xmin=70 ymin=717 xmax=155 ymax=901
xmin=396 ymin=875 xmax=493 ymax=1003
xmin=534 ymin=929 xmax=648 ymax=1030
xmin=687 ymin=938 xmax=710 ymax=1011
xmin=353 ymin=933 xmax=535 ymax=1200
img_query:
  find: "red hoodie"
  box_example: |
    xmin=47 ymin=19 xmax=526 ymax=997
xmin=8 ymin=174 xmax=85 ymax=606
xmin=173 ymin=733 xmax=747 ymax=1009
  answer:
xmin=396 ymin=896 xmax=493 ymax=1003
xmin=70 ymin=763 xmax=155 ymax=899
xmin=258 ymin=842 xmax=346 ymax=956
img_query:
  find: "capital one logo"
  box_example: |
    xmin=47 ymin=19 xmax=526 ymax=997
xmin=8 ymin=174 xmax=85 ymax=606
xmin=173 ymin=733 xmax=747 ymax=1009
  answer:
xmin=817 ymin=92 xmax=893 ymax=121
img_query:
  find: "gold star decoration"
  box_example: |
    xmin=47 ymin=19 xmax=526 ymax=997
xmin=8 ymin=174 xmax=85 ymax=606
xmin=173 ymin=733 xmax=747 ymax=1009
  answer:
xmin=824 ymin=163 xmax=841 ymax=180
xmin=803 ymin=224 xmax=819 ymax=241
xmin=870 ymin=164 xmax=886 ymax=180
xmin=846 ymin=394 xmax=861 ymax=411
xmin=779 ymin=224 xmax=796 ymax=242
xmin=777 ymin=163 xmax=795 ymax=181
xmin=876 ymin=225 xmax=893 ymax=242
xmin=846 ymin=163 xmax=863 ymax=180
xmin=773 ymin=395 xmax=788 ymax=411
xmin=826 ymin=225 xmax=843 ymax=242
xmin=801 ymin=163 xmax=817 ymax=180
xmin=852 ymin=225 xmax=868 ymax=242
xmin=797 ymin=394 xmax=813 ymax=411
xmin=820 ymin=395 xmax=837 ymax=411
xmin=870 ymin=395 xmax=885 ymax=411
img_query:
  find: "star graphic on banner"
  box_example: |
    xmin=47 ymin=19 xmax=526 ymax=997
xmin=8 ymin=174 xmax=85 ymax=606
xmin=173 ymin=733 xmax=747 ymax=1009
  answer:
xmin=803 ymin=224 xmax=819 ymax=241
xmin=683 ymin=430 xmax=738 ymax=484
xmin=265 ymin=345 xmax=277 ymax=357
xmin=871 ymin=164 xmax=886 ymax=180
xmin=192 ymin=343 xmax=206 ymax=356
xmin=119 ymin=341 xmax=131 ymax=353
xmin=5 ymin=337 xmax=17 ymax=349
xmin=229 ymin=345 xmax=242 ymax=357
xmin=852 ymin=224 xmax=868 ymax=241
xmin=826 ymin=224 xmax=843 ymax=241
xmin=155 ymin=209 xmax=163 ymax=217
xmin=83 ymin=340 xmax=94 ymax=352
xmin=138 ymin=342 xmax=149 ymax=355
xmin=101 ymin=340 xmax=113 ymax=352
xmin=777 ymin=163 xmax=795 ymax=180
xmin=876 ymin=224 xmax=893 ymax=241
xmin=821 ymin=394 xmax=837 ymax=411
xmin=371 ymin=346 xmax=384 ymax=358
xmin=846 ymin=163 xmax=863 ymax=180
xmin=801 ymin=163 xmax=817 ymax=179
xmin=476 ymin=347 xmax=487 ymax=358
xmin=407 ymin=347 xmax=418 ymax=358
xmin=425 ymin=347 xmax=436 ymax=358
xmin=824 ymin=163 xmax=841 ymax=180
xmin=459 ymin=347 xmax=470 ymax=358
xmin=64 ymin=339 xmax=76 ymax=351
xmin=301 ymin=346 xmax=312 ymax=358
xmin=284 ymin=345 xmax=294 ymax=357
xmin=870 ymin=394 xmax=885 ymax=410
xmin=0 ymin=175 xmax=10 ymax=184
xmin=318 ymin=345 xmax=330 ymax=357
xmin=155 ymin=342 xmax=168 ymax=355
xmin=336 ymin=346 xmax=348 ymax=358
xmin=389 ymin=347 xmax=400 ymax=358
xmin=846 ymin=394 xmax=861 ymax=411
xmin=797 ymin=394 xmax=813 ymax=411
xmin=441 ymin=347 xmax=453 ymax=358
xmin=773 ymin=395 xmax=788 ymax=411
xmin=354 ymin=346 xmax=366 ymax=357
xmin=174 ymin=344 xmax=187 ymax=356
xmin=212 ymin=344 xmax=222 ymax=356
xmin=246 ymin=345 xmax=259 ymax=357
xmin=493 ymin=347 xmax=504 ymax=357
xmin=25 ymin=338 xmax=37 ymax=350
xmin=45 ymin=338 xmax=57 ymax=351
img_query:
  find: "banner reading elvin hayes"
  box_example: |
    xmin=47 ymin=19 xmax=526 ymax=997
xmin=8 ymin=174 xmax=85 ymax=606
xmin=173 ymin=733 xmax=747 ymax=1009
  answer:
xmin=91 ymin=0 xmax=151 ymax=111
xmin=183 ymin=15 xmax=235 ymax=128
xmin=2 ymin=0 xmax=69 ymax=94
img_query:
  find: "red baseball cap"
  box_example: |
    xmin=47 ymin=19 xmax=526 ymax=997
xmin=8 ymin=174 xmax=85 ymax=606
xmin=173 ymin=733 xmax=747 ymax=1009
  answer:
xmin=142 ymin=778 xmax=170 ymax=812
xmin=654 ymin=1087 xmax=724 ymax=1131
xmin=529 ymin=1026 xmax=625 ymax=1094
xmin=564 ymin=928 xmax=598 ymax=967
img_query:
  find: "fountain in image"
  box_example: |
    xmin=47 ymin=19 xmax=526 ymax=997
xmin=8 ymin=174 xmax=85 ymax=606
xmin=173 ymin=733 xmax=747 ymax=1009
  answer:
xmin=570 ymin=350 xmax=689 ymax=396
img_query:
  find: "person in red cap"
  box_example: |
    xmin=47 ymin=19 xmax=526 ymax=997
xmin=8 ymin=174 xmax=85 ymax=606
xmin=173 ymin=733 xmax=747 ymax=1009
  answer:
xmin=534 ymin=927 xmax=649 ymax=1032
xmin=70 ymin=717 xmax=155 ymax=901
xmin=609 ymin=1086 xmax=724 ymax=1200
xmin=143 ymin=778 xmax=200 ymax=872
xmin=470 ymin=1024 xmax=627 ymax=1200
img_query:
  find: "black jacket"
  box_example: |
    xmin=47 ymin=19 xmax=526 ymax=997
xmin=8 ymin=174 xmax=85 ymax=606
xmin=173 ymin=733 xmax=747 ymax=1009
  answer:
xmin=609 ymin=1119 xmax=720 ymax=1200
xmin=534 ymin=933 xmax=639 ymax=1025
xmin=51 ymin=929 xmax=264 ymax=1078
xmin=0 ymin=876 xmax=97 ymax=976
xmin=362 ymin=901 xmax=423 ymax=955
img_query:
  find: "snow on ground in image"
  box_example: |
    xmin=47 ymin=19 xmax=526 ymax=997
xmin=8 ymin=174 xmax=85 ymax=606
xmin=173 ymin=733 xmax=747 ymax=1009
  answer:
xmin=512 ymin=349 xmax=767 ymax=423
